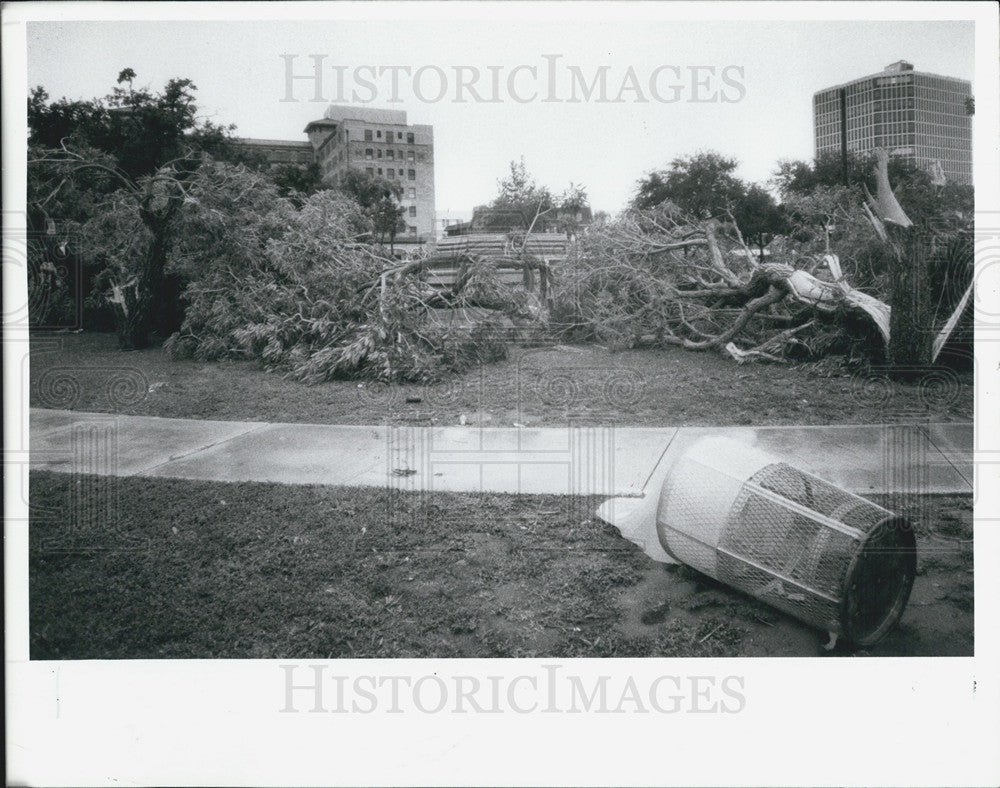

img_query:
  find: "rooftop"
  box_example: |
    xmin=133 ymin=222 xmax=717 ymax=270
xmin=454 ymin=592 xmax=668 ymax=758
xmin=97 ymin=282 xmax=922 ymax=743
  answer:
xmin=815 ymin=62 xmax=971 ymax=95
xmin=234 ymin=137 xmax=312 ymax=148
xmin=303 ymin=118 xmax=339 ymax=133
xmin=322 ymin=105 xmax=409 ymax=126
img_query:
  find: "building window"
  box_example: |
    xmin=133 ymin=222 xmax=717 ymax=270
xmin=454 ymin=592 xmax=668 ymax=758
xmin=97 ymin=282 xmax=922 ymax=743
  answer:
xmin=376 ymin=130 xmax=382 ymax=138
xmin=408 ymin=169 xmax=416 ymax=180
xmin=377 ymin=168 xmax=382 ymax=175
xmin=409 ymin=225 xmax=417 ymax=236
xmin=407 ymin=132 xmax=414 ymax=143
xmin=364 ymin=129 xmax=372 ymax=141
xmin=387 ymin=150 xmax=394 ymax=160
xmin=365 ymin=148 xmax=373 ymax=159
xmin=408 ymin=151 xmax=415 ymax=162
xmin=397 ymin=132 xmax=403 ymax=140
xmin=388 ymin=168 xmax=395 ymax=179
xmin=408 ymin=188 xmax=415 ymax=199
xmin=409 ymin=206 xmax=417 ymax=217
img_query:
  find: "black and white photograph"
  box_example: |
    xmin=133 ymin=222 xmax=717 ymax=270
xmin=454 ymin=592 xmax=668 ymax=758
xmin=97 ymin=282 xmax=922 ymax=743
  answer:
xmin=4 ymin=2 xmax=999 ymax=785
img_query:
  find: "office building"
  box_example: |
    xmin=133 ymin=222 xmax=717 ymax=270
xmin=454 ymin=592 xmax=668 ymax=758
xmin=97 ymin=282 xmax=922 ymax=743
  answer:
xmin=814 ymin=60 xmax=973 ymax=184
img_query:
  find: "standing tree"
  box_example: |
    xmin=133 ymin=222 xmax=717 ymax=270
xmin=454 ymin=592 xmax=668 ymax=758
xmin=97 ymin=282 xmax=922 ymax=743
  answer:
xmin=475 ymin=159 xmax=591 ymax=235
xmin=635 ymin=152 xmax=790 ymax=261
xmin=339 ymin=169 xmax=407 ymax=252
xmin=733 ymin=185 xmax=788 ymax=261
xmin=483 ymin=158 xmax=555 ymax=230
xmin=773 ymin=150 xmax=971 ymax=226
xmin=271 ymin=162 xmax=323 ymax=205
xmin=772 ymin=152 xmax=874 ymax=196
xmin=556 ymin=182 xmax=591 ymax=235
xmin=30 ymin=69 xmax=234 ymax=180
xmin=30 ymin=146 xmax=197 ymax=349
xmin=632 ymin=151 xmax=746 ymax=218
xmin=28 ymin=69 xmax=235 ymax=348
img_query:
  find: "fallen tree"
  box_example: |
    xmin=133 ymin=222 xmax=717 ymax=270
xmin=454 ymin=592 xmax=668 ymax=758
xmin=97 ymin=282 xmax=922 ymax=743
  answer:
xmin=164 ymin=174 xmax=529 ymax=383
xmin=551 ymin=154 xmax=971 ymax=366
xmin=147 ymin=155 xmax=973 ymax=381
xmin=550 ymin=208 xmax=884 ymax=362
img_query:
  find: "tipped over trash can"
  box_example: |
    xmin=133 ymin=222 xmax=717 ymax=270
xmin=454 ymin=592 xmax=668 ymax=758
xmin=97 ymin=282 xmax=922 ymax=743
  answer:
xmin=657 ymin=437 xmax=916 ymax=646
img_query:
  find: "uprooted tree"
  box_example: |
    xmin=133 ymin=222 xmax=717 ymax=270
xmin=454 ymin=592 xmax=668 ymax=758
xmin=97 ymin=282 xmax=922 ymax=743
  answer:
xmin=551 ymin=149 xmax=972 ymax=367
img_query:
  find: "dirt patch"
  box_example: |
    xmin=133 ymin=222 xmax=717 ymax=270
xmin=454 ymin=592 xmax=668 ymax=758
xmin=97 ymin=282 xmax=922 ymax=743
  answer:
xmin=608 ymin=494 xmax=974 ymax=657
xmin=28 ymin=472 xmax=972 ymax=658
xmin=30 ymin=331 xmax=972 ymax=426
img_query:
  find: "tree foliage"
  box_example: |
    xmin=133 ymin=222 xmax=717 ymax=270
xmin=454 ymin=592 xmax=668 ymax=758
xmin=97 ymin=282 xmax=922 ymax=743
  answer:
xmin=489 ymin=157 xmax=555 ymax=227
xmin=732 ymin=185 xmax=788 ymax=260
xmin=27 ymin=70 xmax=243 ymax=346
xmin=634 ymin=152 xmax=787 ymax=256
xmin=271 ymin=162 xmax=324 ymax=204
xmin=29 ymin=72 xmax=234 ymax=181
xmin=475 ymin=158 xmax=592 ymax=233
xmin=633 ymin=152 xmax=745 ymax=218
xmin=339 ymin=169 xmax=407 ymax=249
xmin=165 ymin=164 xmax=518 ymax=382
xmin=772 ymin=151 xmax=972 ymax=226
xmin=549 ymin=204 xmax=885 ymax=363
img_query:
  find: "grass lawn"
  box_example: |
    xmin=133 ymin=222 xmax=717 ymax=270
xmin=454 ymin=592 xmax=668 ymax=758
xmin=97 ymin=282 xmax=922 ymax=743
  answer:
xmin=30 ymin=331 xmax=972 ymax=426
xmin=30 ymin=472 xmax=973 ymax=659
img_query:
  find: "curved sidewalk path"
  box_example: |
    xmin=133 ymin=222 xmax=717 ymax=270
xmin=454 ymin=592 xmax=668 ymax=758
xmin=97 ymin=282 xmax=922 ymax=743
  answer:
xmin=28 ymin=408 xmax=972 ymax=498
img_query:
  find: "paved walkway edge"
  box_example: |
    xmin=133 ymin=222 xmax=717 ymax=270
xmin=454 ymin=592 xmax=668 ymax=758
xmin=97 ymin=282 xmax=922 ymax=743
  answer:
xmin=28 ymin=409 xmax=973 ymax=497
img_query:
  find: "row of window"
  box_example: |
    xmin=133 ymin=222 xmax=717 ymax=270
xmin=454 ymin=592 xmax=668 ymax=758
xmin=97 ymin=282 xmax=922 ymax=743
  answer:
xmin=364 ymin=128 xmax=416 ymax=144
xmin=365 ymin=148 xmax=417 ymax=163
xmin=364 ymin=167 xmax=416 ymax=181
xmin=817 ymin=108 xmax=970 ymax=142
xmin=819 ymin=92 xmax=966 ymax=116
xmin=876 ymin=75 xmax=913 ymax=87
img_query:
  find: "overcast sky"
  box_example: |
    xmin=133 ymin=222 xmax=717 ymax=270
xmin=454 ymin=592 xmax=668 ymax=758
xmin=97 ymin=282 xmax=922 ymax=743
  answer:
xmin=25 ymin=13 xmax=974 ymax=214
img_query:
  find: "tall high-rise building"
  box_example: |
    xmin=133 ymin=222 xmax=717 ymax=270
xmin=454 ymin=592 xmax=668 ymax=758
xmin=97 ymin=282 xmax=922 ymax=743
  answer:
xmin=813 ymin=60 xmax=973 ymax=185
xmin=304 ymin=106 xmax=436 ymax=245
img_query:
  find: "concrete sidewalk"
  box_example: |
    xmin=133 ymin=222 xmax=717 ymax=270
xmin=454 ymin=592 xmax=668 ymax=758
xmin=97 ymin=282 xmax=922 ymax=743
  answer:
xmin=29 ymin=408 xmax=972 ymax=497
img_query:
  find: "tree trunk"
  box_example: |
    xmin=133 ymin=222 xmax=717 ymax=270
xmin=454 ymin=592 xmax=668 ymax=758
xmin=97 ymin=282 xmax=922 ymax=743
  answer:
xmin=114 ymin=207 xmax=171 ymax=350
xmin=888 ymin=228 xmax=933 ymax=372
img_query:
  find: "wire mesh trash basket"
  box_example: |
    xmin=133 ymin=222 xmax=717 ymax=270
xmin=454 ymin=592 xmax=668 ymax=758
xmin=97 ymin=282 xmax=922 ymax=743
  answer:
xmin=657 ymin=437 xmax=916 ymax=646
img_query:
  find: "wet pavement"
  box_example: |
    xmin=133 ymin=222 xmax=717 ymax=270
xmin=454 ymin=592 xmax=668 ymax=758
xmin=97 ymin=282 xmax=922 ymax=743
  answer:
xmin=29 ymin=408 xmax=972 ymax=497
